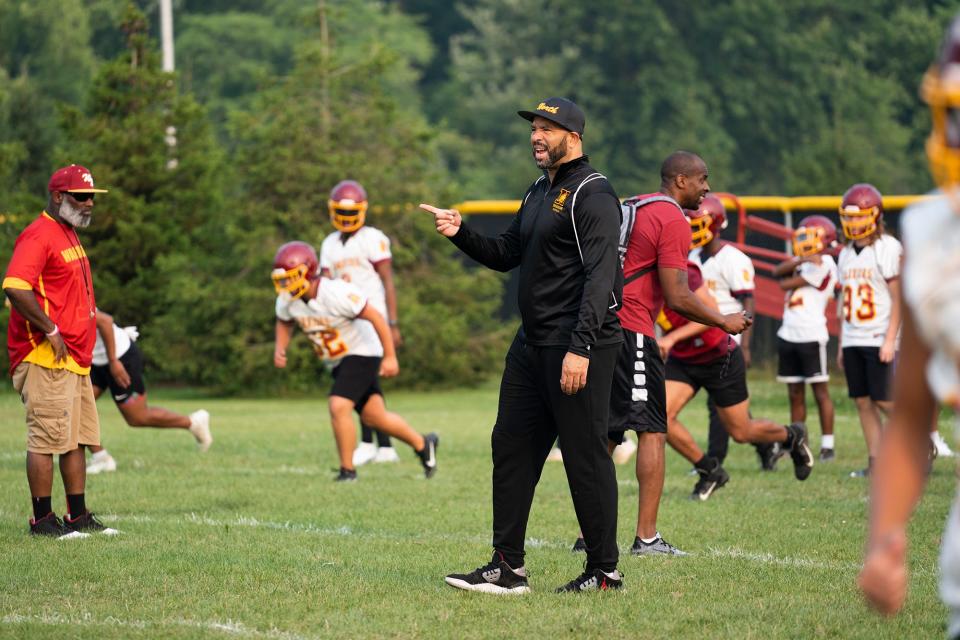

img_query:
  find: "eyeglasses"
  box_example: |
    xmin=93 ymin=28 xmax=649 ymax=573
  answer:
xmin=65 ymin=192 xmax=95 ymax=202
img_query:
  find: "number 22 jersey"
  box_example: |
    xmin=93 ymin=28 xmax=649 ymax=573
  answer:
xmin=837 ymin=234 xmax=902 ymax=348
xmin=275 ymin=278 xmax=383 ymax=366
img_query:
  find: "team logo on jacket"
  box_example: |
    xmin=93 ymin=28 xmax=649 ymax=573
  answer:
xmin=552 ymin=189 xmax=571 ymax=213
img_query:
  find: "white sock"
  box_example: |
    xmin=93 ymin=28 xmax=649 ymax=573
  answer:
xmin=640 ymin=531 xmax=660 ymax=544
xmin=92 ymin=449 xmax=110 ymax=461
xmin=932 ymin=430 xmax=942 ymax=441
xmin=821 ymin=435 xmax=834 ymax=449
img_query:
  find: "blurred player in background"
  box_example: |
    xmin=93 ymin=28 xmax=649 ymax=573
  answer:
xmin=321 ymin=179 xmax=403 ymax=466
xmin=271 ymin=241 xmax=437 ymax=481
xmin=772 ymin=216 xmax=838 ymax=461
xmin=660 ymin=260 xmax=813 ymax=500
xmin=85 ymin=310 xmax=212 ymax=474
xmin=859 ymin=15 xmax=960 ymax=630
xmin=836 ymin=183 xmax=901 ymax=478
xmin=687 ymin=195 xmax=776 ymax=470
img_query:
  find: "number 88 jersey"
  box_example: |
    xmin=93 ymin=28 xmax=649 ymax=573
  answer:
xmin=275 ymin=278 xmax=384 ymax=365
xmin=837 ymin=234 xmax=902 ymax=347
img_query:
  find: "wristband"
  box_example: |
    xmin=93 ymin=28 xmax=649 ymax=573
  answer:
xmin=45 ymin=325 xmax=59 ymax=338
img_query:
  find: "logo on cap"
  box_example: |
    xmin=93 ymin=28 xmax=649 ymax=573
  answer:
xmin=537 ymin=102 xmax=560 ymax=114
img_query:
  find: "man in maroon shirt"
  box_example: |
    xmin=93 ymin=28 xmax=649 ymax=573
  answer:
xmin=605 ymin=151 xmax=749 ymax=555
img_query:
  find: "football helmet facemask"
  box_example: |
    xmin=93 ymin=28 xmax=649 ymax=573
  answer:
xmin=922 ymin=14 xmax=960 ymax=196
xmin=328 ymin=180 xmax=368 ymax=233
xmin=272 ymin=241 xmax=319 ymax=299
xmin=793 ymin=215 xmax=838 ymax=257
xmin=687 ymin=194 xmax=728 ymax=250
xmin=839 ymin=183 xmax=883 ymax=240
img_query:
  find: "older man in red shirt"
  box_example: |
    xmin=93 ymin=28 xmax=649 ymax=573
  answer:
xmin=3 ymin=164 xmax=116 ymax=538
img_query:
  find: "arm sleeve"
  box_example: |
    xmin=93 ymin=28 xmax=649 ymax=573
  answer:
xmin=878 ymin=237 xmax=903 ymax=280
xmin=449 ymin=212 xmax=523 ymax=272
xmin=366 ymin=229 xmax=392 ymax=264
xmin=729 ymin=251 xmax=755 ymax=294
xmin=569 ymin=192 xmax=621 ymax=356
xmin=3 ymin=231 xmax=46 ymax=291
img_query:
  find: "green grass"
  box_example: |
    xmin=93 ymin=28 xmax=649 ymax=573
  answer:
xmin=0 ymin=375 xmax=952 ymax=639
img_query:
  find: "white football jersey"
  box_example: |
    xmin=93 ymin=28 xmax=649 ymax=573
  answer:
xmin=777 ymin=255 xmax=838 ymax=345
xmin=837 ymin=234 xmax=902 ymax=348
xmin=92 ymin=320 xmax=132 ymax=366
xmin=275 ymin=278 xmax=383 ymax=365
xmin=901 ymin=195 xmax=960 ymax=637
xmin=690 ymin=243 xmax=755 ymax=344
xmin=320 ymin=226 xmax=391 ymax=316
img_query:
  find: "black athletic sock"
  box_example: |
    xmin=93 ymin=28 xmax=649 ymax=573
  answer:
xmin=694 ymin=455 xmax=713 ymax=472
xmin=375 ymin=430 xmax=392 ymax=448
xmin=66 ymin=493 xmax=86 ymax=518
xmin=360 ymin=424 xmax=375 ymax=444
xmin=32 ymin=496 xmax=52 ymax=520
xmin=782 ymin=426 xmax=796 ymax=450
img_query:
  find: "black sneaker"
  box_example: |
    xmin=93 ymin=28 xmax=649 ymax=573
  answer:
xmin=819 ymin=447 xmax=835 ymax=462
xmin=571 ymin=537 xmax=586 ymax=553
xmin=445 ymin=552 xmax=530 ymax=595
xmin=849 ymin=467 xmax=870 ymax=479
xmin=335 ymin=467 xmax=357 ymax=482
xmin=756 ymin=442 xmax=785 ymax=471
xmin=29 ymin=512 xmax=70 ymax=538
xmin=787 ymin=423 xmax=814 ymax=481
xmin=417 ymin=432 xmax=439 ymax=478
xmin=691 ymin=458 xmax=729 ymax=501
xmin=629 ymin=536 xmax=688 ymax=556
xmin=555 ymin=567 xmax=624 ymax=592
xmin=64 ymin=511 xmax=120 ymax=535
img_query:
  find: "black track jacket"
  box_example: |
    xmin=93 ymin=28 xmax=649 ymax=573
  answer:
xmin=450 ymin=156 xmax=622 ymax=357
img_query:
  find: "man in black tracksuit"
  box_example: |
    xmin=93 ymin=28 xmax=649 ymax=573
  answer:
xmin=422 ymin=97 xmax=624 ymax=593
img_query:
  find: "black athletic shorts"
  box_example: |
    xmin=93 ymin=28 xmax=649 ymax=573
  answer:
xmin=842 ymin=346 xmax=891 ymax=401
xmin=330 ymin=355 xmax=383 ymax=411
xmin=665 ymin=345 xmax=748 ymax=408
xmin=89 ymin=342 xmax=147 ymax=404
xmin=608 ymin=329 xmax=666 ymax=444
xmin=776 ymin=338 xmax=829 ymax=384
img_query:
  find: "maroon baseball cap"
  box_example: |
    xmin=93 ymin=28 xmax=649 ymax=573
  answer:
xmin=48 ymin=165 xmax=109 ymax=194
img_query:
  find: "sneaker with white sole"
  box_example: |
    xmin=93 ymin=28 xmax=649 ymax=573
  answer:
xmin=63 ymin=511 xmax=120 ymax=536
xmin=374 ymin=446 xmax=400 ymax=463
xmin=417 ymin=433 xmax=439 ymax=478
xmin=787 ymin=422 xmax=813 ymax=481
xmin=86 ymin=451 xmax=117 ymax=475
xmin=352 ymin=442 xmax=378 ymax=466
xmin=691 ymin=458 xmax=729 ymax=501
xmin=629 ymin=535 xmax=687 ymax=556
xmin=445 ymin=552 xmax=530 ymax=595
xmin=29 ymin=512 xmax=86 ymax=539
xmin=612 ymin=436 xmax=637 ymax=465
xmin=933 ymin=431 xmax=955 ymax=458
xmin=555 ymin=567 xmax=623 ymax=592
xmin=189 ymin=410 xmax=212 ymax=452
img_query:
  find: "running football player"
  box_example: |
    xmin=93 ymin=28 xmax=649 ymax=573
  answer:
xmin=271 ymin=241 xmax=437 ymax=481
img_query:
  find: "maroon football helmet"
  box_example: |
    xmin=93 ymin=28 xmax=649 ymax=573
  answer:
xmin=328 ymin=180 xmax=368 ymax=233
xmin=687 ymin=194 xmax=728 ymax=249
xmin=793 ymin=215 xmax=838 ymax=257
xmin=272 ymin=241 xmax=319 ymax=299
xmin=839 ymin=183 xmax=883 ymax=240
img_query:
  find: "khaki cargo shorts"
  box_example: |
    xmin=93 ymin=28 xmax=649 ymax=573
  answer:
xmin=12 ymin=362 xmax=100 ymax=455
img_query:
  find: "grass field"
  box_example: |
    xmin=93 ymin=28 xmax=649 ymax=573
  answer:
xmin=0 ymin=374 xmax=954 ymax=639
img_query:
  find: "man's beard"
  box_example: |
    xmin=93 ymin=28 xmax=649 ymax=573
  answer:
xmin=59 ymin=198 xmax=91 ymax=228
xmin=534 ymin=136 xmax=568 ymax=170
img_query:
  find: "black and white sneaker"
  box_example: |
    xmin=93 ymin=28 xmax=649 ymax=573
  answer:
xmin=819 ymin=447 xmax=835 ymax=462
xmin=756 ymin=442 xmax=785 ymax=471
xmin=64 ymin=511 xmax=120 ymax=536
xmin=555 ymin=567 xmax=623 ymax=592
xmin=629 ymin=536 xmax=688 ymax=556
xmin=691 ymin=458 xmax=729 ymax=501
xmin=417 ymin=432 xmax=439 ymax=478
xmin=445 ymin=552 xmax=530 ymax=595
xmin=571 ymin=537 xmax=586 ymax=553
xmin=334 ymin=467 xmax=357 ymax=482
xmin=29 ymin=512 xmax=86 ymax=539
xmin=787 ymin=423 xmax=814 ymax=481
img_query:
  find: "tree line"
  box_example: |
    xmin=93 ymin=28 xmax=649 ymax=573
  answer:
xmin=0 ymin=0 xmax=950 ymax=391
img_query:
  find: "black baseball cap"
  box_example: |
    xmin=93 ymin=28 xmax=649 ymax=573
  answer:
xmin=518 ymin=97 xmax=585 ymax=136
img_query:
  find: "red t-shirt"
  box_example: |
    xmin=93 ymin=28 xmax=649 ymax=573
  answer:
xmin=659 ymin=263 xmax=730 ymax=364
xmin=617 ymin=194 xmax=691 ymax=337
xmin=3 ymin=212 xmax=97 ymax=374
